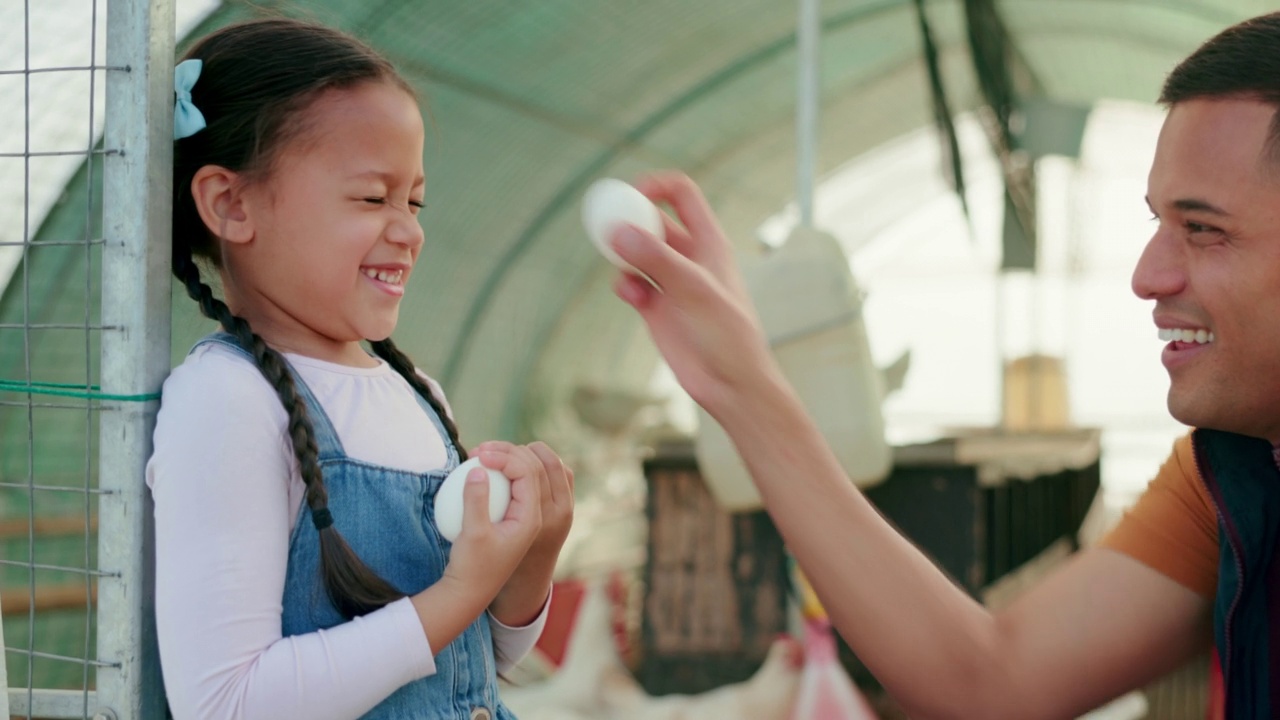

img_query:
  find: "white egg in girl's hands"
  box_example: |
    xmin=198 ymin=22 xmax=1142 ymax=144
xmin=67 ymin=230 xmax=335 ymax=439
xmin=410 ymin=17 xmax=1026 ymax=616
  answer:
xmin=434 ymin=457 xmax=512 ymax=543
xmin=581 ymin=178 xmax=665 ymax=273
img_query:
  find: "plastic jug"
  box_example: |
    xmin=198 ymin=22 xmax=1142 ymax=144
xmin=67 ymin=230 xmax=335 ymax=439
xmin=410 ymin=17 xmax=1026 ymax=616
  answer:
xmin=696 ymin=225 xmax=891 ymax=511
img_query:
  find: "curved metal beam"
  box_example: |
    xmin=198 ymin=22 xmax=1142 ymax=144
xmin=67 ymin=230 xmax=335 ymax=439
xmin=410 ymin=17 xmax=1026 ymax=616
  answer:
xmin=1006 ymin=0 xmax=1240 ymax=27
xmin=499 ymin=41 xmax=975 ymax=437
xmin=441 ymin=0 xmax=1237 ymax=394
xmin=439 ymin=0 xmax=917 ymax=386
xmin=485 ymin=4 xmax=1238 ymax=437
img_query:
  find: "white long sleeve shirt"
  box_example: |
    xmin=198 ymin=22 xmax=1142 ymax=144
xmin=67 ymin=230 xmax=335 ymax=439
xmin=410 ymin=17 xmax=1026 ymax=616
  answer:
xmin=147 ymin=342 xmax=547 ymax=720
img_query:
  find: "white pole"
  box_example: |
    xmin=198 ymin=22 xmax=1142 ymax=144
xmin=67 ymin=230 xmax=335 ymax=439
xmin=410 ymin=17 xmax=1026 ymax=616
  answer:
xmin=796 ymin=0 xmax=820 ymax=228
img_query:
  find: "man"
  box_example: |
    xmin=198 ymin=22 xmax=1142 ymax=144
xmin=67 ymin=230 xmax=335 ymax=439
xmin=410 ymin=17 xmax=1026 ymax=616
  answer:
xmin=607 ymin=12 xmax=1280 ymax=719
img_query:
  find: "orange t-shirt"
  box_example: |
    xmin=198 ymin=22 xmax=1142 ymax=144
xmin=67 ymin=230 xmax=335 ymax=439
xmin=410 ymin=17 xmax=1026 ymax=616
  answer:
xmin=1100 ymin=433 xmax=1219 ymax=598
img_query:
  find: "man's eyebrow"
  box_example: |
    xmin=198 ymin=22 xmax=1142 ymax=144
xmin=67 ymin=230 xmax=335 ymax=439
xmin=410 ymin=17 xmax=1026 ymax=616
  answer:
xmin=1145 ymin=196 xmax=1231 ymax=216
xmin=1173 ymin=198 xmax=1230 ymax=216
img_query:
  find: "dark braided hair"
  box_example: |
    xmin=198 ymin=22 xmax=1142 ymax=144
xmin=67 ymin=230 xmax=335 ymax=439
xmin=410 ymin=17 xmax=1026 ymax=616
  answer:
xmin=173 ymin=17 xmax=462 ymax=619
xmin=370 ymin=339 xmax=468 ymax=463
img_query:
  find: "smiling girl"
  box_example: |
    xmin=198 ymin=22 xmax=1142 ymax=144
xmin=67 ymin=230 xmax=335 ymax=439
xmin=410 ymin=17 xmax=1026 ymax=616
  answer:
xmin=146 ymin=18 xmax=573 ymax=720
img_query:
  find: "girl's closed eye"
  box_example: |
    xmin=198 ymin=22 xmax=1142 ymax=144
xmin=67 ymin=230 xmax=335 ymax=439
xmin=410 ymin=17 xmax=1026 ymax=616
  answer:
xmin=360 ymin=196 xmax=424 ymax=213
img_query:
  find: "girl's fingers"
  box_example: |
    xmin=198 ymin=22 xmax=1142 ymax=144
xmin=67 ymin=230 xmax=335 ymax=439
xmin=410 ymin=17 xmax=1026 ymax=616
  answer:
xmin=502 ymin=466 xmax=539 ymax=521
xmin=528 ymin=441 xmax=572 ymax=506
xmin=469 ymin=441 xmax=571 ymax=529
xmin=475 ymin=442 xmax=537 ymax=480
xmin=517 ymin=444 xmax=552 ymax=501
xmin=471 ymin=440 xmax=516 ymax=467
xmin=474 ymin=442 xmax=546 ymax=511
xmin=473 ymin=438 xmax=527 ymax=476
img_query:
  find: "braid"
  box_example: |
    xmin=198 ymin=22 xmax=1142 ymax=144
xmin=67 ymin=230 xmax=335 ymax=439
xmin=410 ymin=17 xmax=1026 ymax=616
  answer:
xmin=175 ymin=249 xmax=403 ymax=619
xmin=370 ymin=338 xmax=468 ymax=462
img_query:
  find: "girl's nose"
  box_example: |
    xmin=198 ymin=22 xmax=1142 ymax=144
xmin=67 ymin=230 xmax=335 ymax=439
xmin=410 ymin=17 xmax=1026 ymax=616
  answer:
xmin=1131 ymin=229 xmax=1186 ymax=300
xmin=387 ymin=211 xmax=425 ymax=249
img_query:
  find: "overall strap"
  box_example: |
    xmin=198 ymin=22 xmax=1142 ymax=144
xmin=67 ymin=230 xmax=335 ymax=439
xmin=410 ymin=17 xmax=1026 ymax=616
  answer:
xmin=407 ymin=386 xmax=460 ymax=470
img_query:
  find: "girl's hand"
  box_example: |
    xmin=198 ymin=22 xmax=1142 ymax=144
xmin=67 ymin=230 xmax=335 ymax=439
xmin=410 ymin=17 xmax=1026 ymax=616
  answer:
xmin=414 ymin=447 xmax=542 ymax=653
xmin=475 ymin=440 xmax=574 ymax=627
xmin=609 ymin=172 xmax=784 ymax=415
xmin=436 ymin=445 xmax=543 ymax=606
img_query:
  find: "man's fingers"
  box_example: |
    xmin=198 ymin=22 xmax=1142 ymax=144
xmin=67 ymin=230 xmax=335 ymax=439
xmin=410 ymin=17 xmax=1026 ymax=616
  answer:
xmin=655 ymin=207 xmax=697 ymax=260
xmin=635 ymin=172 xmax=724 ymax=251
xmin=610 ymin=224 xmax=706 ymax=300
xmin=614 ymin=271 xmax=659 ymax=310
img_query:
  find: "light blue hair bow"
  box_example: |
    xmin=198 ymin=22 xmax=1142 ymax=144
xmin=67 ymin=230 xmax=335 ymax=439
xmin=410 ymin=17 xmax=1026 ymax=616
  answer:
xmin=174 ymin=59 xmax=207 ymax=140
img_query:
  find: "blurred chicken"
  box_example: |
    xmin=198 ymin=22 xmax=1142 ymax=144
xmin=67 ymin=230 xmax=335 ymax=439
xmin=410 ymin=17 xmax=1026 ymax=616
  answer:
xmin=605 ymin=637 xmax=803 ymax=720
xmin=501 ymin=580 xmax=802 ymax=720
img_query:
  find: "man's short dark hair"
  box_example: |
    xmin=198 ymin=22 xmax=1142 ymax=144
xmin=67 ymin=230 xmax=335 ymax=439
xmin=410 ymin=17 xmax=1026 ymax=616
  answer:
xmin=1161 ymin=12 xmax=1280 ymax=162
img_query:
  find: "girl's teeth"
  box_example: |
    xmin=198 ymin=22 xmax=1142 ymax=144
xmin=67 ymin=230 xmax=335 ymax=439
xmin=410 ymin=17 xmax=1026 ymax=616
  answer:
xmin=1158 ymin=328 xmax=1214 ymax=344
xmin=363 ymin=268 xmax=403 ymax=284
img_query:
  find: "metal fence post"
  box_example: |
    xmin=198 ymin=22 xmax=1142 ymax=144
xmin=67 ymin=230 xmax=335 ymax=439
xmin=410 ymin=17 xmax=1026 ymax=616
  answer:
xmin=97 ymin=0 xmax=174 ymax=717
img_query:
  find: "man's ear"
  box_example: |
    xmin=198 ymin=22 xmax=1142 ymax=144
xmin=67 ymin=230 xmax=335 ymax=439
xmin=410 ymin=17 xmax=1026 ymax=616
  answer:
xmin=190 ymin=165 xmax=254 ymax=244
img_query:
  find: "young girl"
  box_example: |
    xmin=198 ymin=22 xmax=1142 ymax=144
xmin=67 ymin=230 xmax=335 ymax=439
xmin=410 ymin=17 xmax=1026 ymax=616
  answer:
xmin=146 ymin=18 xmax=573 ymax=720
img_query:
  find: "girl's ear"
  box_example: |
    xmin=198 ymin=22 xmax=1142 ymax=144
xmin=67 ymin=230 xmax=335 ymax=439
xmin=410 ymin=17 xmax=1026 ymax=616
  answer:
xmin=190 ymin=165 xmax=254 ymax=244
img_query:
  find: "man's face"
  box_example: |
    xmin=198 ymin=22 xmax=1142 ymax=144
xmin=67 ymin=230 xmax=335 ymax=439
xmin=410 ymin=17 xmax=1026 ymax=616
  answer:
xmin=1134 ymin=97 xmax=1280 ymax=442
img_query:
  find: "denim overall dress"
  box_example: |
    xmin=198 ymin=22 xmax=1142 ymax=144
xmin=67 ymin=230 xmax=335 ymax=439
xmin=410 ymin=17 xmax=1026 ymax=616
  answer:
xmin=195 ymin=334 xmax=514 ymax=720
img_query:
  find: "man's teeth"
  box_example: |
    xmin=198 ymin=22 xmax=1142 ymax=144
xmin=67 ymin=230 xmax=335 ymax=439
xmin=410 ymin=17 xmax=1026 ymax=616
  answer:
xmin=1158 ymin=328 xmax=1214 ymax=344
xmin=362 ymin=268 xmax=403 ymax=284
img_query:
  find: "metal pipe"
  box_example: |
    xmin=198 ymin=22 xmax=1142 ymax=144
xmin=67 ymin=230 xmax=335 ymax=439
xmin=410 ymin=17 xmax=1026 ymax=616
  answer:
xmin=796 ymin=0 xmax=821 ymax=227
xmin=9 ymin=689 xmax=103 ymax=719
xmin=97 ymin=0 xmax=174 ymax=716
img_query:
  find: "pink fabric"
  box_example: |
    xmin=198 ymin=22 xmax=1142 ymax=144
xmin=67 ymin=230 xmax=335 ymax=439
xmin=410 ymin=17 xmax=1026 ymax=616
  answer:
xmin=790 ymin=619 xmax=879 ymax=720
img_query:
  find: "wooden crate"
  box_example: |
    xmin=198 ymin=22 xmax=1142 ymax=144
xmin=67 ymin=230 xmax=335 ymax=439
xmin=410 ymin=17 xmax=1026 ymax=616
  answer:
xmin=637 ymin=430 xmax=1102 ymax=697
xmin=637 ymin=447 xmax=790 ymax=695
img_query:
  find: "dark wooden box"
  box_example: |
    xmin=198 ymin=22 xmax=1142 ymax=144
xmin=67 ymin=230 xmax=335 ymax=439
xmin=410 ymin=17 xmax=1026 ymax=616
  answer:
xmin=636 ymin=429 xmax=1101 ymax=695
xmin=635 ymin=458 xmax=790 ymax=695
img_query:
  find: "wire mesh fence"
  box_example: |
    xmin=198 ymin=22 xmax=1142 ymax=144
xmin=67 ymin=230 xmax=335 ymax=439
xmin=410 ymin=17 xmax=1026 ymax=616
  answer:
xmin=1 ymin=0 xmax=173 ymax=717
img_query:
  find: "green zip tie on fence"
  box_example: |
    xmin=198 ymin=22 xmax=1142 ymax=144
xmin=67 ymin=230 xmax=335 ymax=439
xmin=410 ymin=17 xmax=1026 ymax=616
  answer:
xmin=0 ymin=380 xmax=160 ymax=402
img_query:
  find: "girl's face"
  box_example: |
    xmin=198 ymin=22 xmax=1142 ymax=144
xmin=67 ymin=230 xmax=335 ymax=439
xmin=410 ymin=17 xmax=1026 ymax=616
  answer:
xmin=224 ymin=80 xmax=426 ymax=365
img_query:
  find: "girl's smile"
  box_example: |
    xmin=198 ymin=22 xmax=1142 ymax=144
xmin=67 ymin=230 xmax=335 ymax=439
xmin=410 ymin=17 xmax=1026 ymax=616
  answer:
xmin=361 ymin=264 xmax=409 ymax=296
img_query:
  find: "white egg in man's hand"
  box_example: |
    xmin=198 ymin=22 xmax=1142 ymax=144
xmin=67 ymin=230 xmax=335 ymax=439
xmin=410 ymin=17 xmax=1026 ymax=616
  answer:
xmin=581 ymin=178 xmax=666 ymax=275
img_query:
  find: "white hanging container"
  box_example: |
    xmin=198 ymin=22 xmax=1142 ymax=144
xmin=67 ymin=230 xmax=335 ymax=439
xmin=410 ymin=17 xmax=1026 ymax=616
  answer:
xmin=695 ymin=225 xmax=892 ymax=511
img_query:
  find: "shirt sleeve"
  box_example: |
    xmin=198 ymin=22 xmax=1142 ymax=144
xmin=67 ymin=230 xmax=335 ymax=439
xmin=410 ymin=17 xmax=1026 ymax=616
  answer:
xmin=147 ymin=350 xmax=435 ymax=720
xmin=488 ymin=589 xmax=552 ymax=673
xmin=1099 ymin=433 xmax=1219 ymax=598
